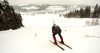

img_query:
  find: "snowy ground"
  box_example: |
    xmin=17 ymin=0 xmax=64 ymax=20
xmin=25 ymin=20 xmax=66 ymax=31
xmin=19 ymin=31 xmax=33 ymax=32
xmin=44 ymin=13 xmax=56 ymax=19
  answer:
xmin=0 ymin=14 xmax=100 ymax=53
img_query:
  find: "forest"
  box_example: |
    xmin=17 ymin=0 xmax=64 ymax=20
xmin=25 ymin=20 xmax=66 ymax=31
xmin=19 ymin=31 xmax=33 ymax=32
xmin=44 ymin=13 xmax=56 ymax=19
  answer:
xmin=64 ymin=4 xmax=100 ymax=18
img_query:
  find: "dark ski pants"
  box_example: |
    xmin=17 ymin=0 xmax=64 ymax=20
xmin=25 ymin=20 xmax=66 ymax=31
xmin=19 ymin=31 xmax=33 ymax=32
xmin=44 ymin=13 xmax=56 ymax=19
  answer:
xmin=53 ymin=32 xmax=63 ymax=41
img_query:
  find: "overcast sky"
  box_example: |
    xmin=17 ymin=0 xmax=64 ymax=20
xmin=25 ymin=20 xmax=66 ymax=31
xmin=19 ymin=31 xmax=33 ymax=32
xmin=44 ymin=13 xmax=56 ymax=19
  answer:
xmin=7 ymin=0 xmax=100 ymax=6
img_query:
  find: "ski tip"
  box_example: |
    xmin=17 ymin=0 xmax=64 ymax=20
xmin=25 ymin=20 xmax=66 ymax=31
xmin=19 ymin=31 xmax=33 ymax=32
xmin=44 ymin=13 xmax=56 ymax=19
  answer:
xmin=62 ymin=48 xmax=65 ymax=51
xmin=49 ymin=40 xmax=51 ymax=41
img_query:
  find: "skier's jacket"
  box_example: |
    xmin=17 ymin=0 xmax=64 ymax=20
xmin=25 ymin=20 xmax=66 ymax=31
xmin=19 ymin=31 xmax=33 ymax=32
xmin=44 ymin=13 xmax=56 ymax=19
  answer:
xmin=52 ymin=24 xmax=61 ymax=34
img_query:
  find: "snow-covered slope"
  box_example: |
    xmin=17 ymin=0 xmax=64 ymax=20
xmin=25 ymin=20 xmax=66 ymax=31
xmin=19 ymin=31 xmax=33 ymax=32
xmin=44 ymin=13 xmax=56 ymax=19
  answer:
xmin=22 ymin=6 xmax=39 ymax=10
xmin=0 ymin=14 xmax=100 ymax=53
xmin=46 ymin=6 xmax=66 ymax=11
xmin=22 ymin=13 xmax=100 ymax=27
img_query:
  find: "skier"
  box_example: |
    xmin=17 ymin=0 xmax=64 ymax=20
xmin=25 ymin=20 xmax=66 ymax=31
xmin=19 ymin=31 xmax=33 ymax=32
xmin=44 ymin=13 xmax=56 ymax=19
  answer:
xmin=52 ymin=23 xmax=64 ymax=45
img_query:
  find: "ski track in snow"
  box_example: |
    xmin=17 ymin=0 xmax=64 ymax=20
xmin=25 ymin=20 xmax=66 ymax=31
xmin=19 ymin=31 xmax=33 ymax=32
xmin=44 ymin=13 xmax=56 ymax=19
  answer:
xmin=0 ymin=14 xmax=100 ymax=53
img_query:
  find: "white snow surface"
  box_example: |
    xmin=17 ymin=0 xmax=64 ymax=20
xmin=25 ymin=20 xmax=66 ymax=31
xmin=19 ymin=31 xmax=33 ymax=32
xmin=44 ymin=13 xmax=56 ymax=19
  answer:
xmin=46 ymin=6 xmax=66 ymax=11
xmin=0 ymin=14 xmax=100 ymax=53
xmin=22 ymin=6 xmax=39 ymax=10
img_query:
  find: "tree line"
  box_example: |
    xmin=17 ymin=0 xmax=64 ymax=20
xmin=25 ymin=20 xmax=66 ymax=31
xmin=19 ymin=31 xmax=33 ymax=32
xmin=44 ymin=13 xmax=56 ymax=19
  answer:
xmin=64 ymin=4 xmax=100 ymax=18
xmin=0 ymin=0 xmax=23 ymax=31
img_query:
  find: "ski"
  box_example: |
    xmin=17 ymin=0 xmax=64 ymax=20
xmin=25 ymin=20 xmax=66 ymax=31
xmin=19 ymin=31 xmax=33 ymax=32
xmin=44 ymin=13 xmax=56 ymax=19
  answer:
xmin=57 ymin=41 xmax=72 ymax=49
xmin=49 ymin=40 xmax=65 ymax=51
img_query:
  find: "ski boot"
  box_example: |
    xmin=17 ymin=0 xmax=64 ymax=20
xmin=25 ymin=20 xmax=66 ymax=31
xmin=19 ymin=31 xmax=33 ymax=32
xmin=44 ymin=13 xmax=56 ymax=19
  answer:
xmin=60 ymin=40 xmax=64 ymax=44
xmin=54 ymin=40 xmax=58 ymax=45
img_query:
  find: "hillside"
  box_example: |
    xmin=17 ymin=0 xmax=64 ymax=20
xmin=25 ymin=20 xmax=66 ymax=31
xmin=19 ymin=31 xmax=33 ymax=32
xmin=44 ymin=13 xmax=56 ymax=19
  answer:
xmin=12 ymin=4 xmax=94 ymax=14
xmin=0 ymin=13 xmax=100 ymax=53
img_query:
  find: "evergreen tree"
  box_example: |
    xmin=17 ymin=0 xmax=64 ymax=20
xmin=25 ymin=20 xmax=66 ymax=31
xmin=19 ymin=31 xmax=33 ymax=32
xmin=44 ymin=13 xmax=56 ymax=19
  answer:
xmin=75 ymin=10 xmax=80 ymax=17
xmin=98 ymin=6 xmax=100 ymax=17
xmin=0 ymin=0 xmax=23 ymax=31
xmin=80 ymin=8 xmax=84 ymax=18
xmin=93 ymin=4 xmax=99 ymax=18
xmin=84 ymin=6 xmax=91 ymax=18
